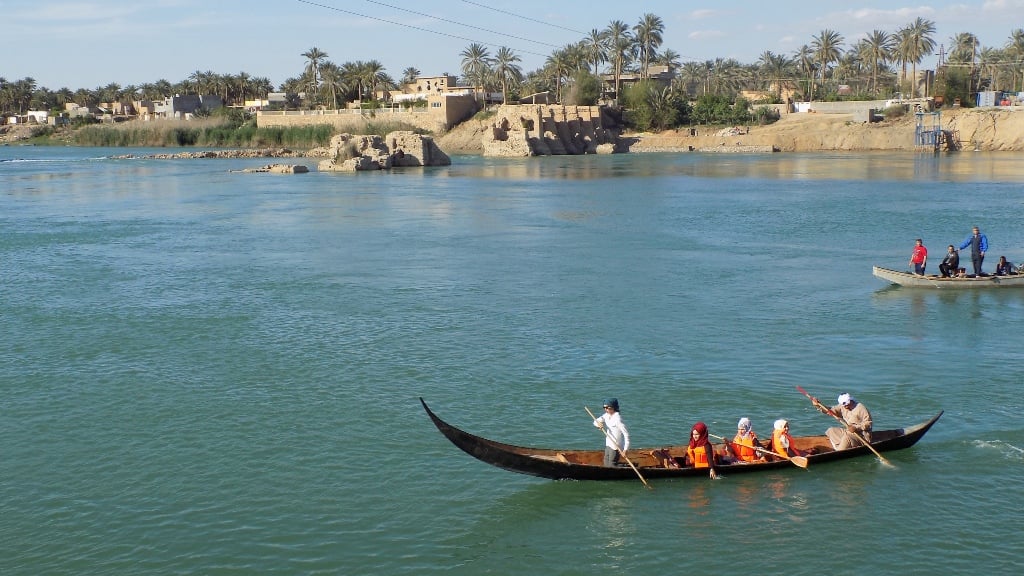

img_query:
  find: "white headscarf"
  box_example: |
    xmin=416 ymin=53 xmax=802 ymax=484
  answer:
xmin=774 ymin=419 xmax=788 ymax=431
xmin=737 ymin=417 xmax=752 ymax=434
xmin=838 ymin=393 xmax=853 ymax=407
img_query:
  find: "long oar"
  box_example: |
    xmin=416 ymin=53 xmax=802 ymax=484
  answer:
xmin=796 ymin=386 xmax=893 ymax=467
xmin=709 ymin=433 xmax=808 ymax=469
xmin=585 ymin=407 xmax=651 ymax=489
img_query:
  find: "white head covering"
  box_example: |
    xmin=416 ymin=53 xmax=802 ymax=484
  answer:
xmin=774 ymin=419 xmax=788 ymax=431
xmin=737 ymin=417 xmax=752 ymax=433
xmin=838 ymin=393 xmax=853 ymax=406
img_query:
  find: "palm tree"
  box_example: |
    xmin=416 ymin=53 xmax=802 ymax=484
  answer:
xmin=604 ymin=20 xmax=632 ymax=101
xmin=654 ymin=49 xmax=681 ymax=70
xmin=859 ymin=30 xmax=894 ymax=95
xmin=758 ymin=50 xmax=794 ymax=100
xmin=302 ymin=47 xmax=328 ymax=104
xmin=318 ymin=62 xmax=345 ymax=109
xmin=633 ymin=13 xmax=665 ymax=79
xmin=460 ymin=43 xmax=492 ymax=101
xmin=545 ymin=48 xmax=572 ymax=102
xmin=583 ymin=28 xmax=608 ymax=75
xmin=905 ymin=18 xmax=936 ymax=97
xmin=949 ymin=32 xmax=980 ymax=93
xmin=810 ymin=29 xmax=844 ymax=100
xmin=1008 ymin=28 xmax=1024 ymax=91
xmin=360 ymin=60 xmax=389 ymax=101
xmin=676 ymin=61 xmax=704 ymax=97
xmin=493 ymin=47 xmax=523 ymax=105
xmin=400 ymin=67 xmax=420 ymax=87
xmin=250 ymin=77 xmax=274 ymax=99
xmin=793 ymin=44 xmax=816 ymax=100
xmin=978 ymin=46 xmax=1004 ymax=91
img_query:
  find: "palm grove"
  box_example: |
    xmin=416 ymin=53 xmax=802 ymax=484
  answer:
xmin=3 ymin=15 xmax=1024 ymax=132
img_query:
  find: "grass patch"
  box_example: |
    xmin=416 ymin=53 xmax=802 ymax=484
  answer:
xmin=71 ymin=119 xmax=337 ymax=148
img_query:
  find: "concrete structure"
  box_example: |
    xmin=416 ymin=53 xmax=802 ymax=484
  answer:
xmin=153 ymin=95 xmax=223 ymax=118
xmin=257 ymin=92 xmax=478 ymax=133
xmin=602 ymin=65 xmax=676 ymax=100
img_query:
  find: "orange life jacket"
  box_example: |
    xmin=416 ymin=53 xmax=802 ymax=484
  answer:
xmin=687 ymin=445 xmax=712 ymax=468
xmin=772 ymin=429 xmax=793 ymax=458
xmin=731 ymin=432 xmax=761 ymax=462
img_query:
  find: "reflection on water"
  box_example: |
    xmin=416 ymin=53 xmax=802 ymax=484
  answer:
xmin=442 ymin=152 xmax=1024 ymax=182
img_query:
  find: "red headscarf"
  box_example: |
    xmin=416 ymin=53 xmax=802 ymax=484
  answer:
xmin=688 ymin=422 xmax=710 ymax=450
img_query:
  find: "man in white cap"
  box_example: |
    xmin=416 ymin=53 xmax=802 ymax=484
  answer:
xmin=824 ymin=393 xmax=873 ymax=450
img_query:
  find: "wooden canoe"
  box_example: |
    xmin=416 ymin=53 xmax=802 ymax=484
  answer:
xmin=873 ymin=266 xmax=1024 ymax=288
xmin=421 ymin=398 xmax=942 ymax=481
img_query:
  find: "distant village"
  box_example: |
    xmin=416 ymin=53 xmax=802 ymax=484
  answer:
xmin=4 ymin=67 xmax=680 ymax=132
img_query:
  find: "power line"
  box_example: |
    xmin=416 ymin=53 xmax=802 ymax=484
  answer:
xmin=361 ymin=0 xmax=562 ymax=49
xmin=459 ymin=0 xmax=588 ymax=36
xmin=294 ymin=0 xmax=553 ymax=59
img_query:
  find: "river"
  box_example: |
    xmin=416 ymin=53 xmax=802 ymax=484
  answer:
xmin=2 ymin=147 xmax=1022 ymax=575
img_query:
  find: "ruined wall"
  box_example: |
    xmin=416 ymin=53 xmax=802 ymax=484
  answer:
xmin=482 ymin=104 xmax=621 ymax=157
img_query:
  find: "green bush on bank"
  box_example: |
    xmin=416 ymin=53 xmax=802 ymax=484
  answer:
xmin=69 ymin=115 xmax=428 ymax=148
xmin=72 ymin=121 xmax=337 ymax=148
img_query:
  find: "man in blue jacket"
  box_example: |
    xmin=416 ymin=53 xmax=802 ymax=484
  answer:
xmin=958 ymin=226 xmax=989 ymax=276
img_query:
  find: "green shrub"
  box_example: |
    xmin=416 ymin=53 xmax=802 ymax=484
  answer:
xmin=883 ymin=104 xmax=907 ymax=119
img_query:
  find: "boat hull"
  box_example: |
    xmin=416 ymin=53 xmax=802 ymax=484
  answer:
xmin=421 ymin=398 xmax=942 ymax=481
xmin=873 ymin=266 xmax=1024 ymax=288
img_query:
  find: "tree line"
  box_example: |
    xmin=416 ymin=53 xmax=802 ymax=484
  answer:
xmin=3 ymin=15 xmax=1023 ymax=125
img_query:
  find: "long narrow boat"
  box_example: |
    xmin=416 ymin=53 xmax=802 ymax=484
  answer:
xmin=873 ymin=266 xmax=1024 ymax=288
xmin=421 ymin=398 xmax=942 ymax=481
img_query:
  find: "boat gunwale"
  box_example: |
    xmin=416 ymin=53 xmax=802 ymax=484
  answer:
xmin=873 ymin=265 xmax=1024 ymax=288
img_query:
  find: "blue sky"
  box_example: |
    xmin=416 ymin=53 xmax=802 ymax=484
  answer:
xmin=4 ymin=0 xmax=1023 ymax=90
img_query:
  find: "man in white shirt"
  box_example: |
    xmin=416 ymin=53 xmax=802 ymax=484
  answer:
xmin=593 ymin=398 xmax=631 ymax=466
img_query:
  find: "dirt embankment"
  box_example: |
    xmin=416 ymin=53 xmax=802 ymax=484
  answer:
xmin=8 ymin=107 xmax=1023 ymax=153
xmin=436 ymin=107 xmax=1024 ymax=154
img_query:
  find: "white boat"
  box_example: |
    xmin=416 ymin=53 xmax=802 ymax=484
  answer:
xmin=872 ymin=266 xmax=1024 ymax=288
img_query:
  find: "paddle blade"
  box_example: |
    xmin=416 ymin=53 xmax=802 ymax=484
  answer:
xmin=791 ymin=456 xmax=809 ymax=468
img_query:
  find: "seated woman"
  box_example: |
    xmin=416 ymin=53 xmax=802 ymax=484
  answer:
xmin=727 ymin=417 xmax=766 ymax=463
xmin=685 ymin=422 xmax=719 ymax=479
xmin=772 ymin=419 xmax=811 ymax=460
xmin=995 ymin=256 xmax=1016 ymax=275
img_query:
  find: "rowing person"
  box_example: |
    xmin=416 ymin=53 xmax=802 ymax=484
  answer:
xmin=593 ymin=398 xmax=630 ymax=467
xmin=821 ymin=393 xmax=873 ymax=450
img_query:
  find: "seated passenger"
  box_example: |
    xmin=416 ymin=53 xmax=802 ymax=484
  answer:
xmin=995 ymin=256 xmax=1015 ymax=276
xmin=685 ymin=422 xmax=719 ymax=479
xmin=727 ymin=417 xmax=766 ymax=463
xmin=939 ymin=245 xmax=959 ymax=278
xmin=772 ymin=419 xmax=810 ymax=460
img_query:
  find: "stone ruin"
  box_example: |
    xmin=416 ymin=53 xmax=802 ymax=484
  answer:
xmin=482 ymin=105 xmax=621 ymax=157
xmin=318 ymin=131 xmax=451 ymax=172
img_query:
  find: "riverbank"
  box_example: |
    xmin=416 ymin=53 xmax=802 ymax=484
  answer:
xmin=436 ymin=106 xmax=1024 ymax=154
xmin=6 ymin=106 xmax=1024 ymax=153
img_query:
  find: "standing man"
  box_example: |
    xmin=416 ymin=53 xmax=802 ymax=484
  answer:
xmin=958 ymin=226 xmax=989 ymax=276
xmin=822 ymin=393 xmax=873 ymax=450
xmin=593 ymin=398 xmax=630 ymax=467
xmin=909 ymin=238 xmax=928 ymax=275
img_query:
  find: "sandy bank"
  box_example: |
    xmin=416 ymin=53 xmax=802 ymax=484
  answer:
xmin=436 ymin=107 xmax=1024 ymax=154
